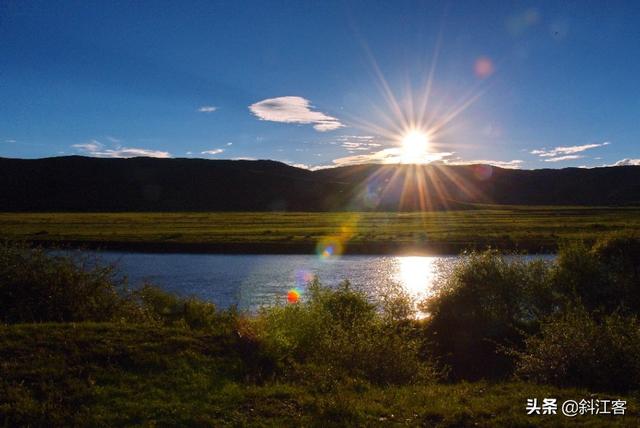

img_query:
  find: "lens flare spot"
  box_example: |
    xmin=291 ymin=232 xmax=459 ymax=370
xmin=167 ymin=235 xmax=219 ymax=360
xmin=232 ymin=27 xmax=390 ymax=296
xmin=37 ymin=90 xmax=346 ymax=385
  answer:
xmin=474 ymin=57 xmax=494 ymax=79
xmin=295 ymin=269 xmax=315 ymax=286
xmin=316 ymin=236 xmax=344 ymax=259
xmin=472 ymin=164 xmax=493 ymax=181
xmin=287 ymin=288 xmax=301 ymax=304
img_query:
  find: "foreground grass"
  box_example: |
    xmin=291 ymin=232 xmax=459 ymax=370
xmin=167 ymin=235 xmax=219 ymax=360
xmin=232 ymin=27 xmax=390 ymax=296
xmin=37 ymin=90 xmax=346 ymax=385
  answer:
xmin=1 ymin=207 xmax=639 ymax=252
xmin=2 ymin=323 xmax=638 ymax=427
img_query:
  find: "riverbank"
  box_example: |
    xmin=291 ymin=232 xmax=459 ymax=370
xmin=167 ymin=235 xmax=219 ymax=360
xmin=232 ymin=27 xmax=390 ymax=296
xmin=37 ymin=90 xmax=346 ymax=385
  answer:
xmin=1 ymin=208 xmax=638 ymax=255
xmin=24 ymin=238 xmax=560 ymax=255
xmin=2 ymin=240 xmax=640 ymax=426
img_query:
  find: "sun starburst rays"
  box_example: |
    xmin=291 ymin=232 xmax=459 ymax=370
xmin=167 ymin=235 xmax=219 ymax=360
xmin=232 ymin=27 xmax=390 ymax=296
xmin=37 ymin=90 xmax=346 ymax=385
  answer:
xmin=332 ymin=20 xmax=496 ymax=214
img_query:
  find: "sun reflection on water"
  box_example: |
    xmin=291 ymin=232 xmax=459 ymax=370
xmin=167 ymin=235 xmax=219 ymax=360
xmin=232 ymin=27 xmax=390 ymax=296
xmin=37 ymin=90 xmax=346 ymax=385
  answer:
xmin=395 ymin=256 xmax=440 ymax=317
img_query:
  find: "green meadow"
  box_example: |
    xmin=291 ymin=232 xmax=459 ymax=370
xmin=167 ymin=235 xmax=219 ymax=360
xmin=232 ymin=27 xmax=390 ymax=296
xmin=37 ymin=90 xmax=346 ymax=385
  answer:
xmin=1 ymin=207 xmax=639 ymax=252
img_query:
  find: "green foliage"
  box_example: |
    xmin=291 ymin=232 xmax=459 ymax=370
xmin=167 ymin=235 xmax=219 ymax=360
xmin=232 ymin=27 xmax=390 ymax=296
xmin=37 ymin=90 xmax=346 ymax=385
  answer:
xmin=134 ymin=284 xmax=236 ymax=332
xmin=4 ymin=322 xmax=631 ymax=428
xmin=424 ymin=236 xmax=640 ymax=387
xmin=254 ymin=278 xmax=439 ymax=385
xmin=0 ymin=242 xmax=238 ymax=333
xmin=552 ymin=235 xmax=640 ymax=314
xmin=515 ymin=307 xmax=640 ymax=392
xmin=422 ymin=251 xmax=554 ymax=380
xmin=0 ymin=242 xmax=141 ymax=323
xmin=3 ymin=234 xmax=640 ymax=425
xmin=0 ymin=323 xmax=247 ymax=427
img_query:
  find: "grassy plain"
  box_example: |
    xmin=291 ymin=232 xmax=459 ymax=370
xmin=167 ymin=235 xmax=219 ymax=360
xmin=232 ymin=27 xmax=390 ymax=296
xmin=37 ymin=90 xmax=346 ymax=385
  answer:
xmin=1 ymin=207 xmax=639 ymax=253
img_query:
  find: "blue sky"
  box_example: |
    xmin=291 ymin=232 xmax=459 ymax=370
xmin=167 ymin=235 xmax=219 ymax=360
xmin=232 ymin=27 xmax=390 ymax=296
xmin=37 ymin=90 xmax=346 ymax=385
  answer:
xmin=1 ymin=0 xmax=639 ymax=169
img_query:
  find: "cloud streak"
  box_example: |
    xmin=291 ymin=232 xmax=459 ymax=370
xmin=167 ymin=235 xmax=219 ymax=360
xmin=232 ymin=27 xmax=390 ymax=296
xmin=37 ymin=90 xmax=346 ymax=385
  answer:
xmin=531 ymin=142 xmax=610 ymax=158
xmin=448 ymin=159 xmax=524 ymax=169
xmin=201 ymin=149 xmax=224 ymax=155
xmin=334 ymin=135 xmax=382 ymax=152
xmin=249 ymin=96 xmax=344 ymax=131
xmin=543 ymin=155 xmax=583 ymax=162
xmin=72 ymin=140 xmax=170 ymax=158
xmin=326 ymin=147 xmax=523 ymax=169
xmin=330 ymin=147 xmax=454 ymax=167
xmin=611 ymin=158 xmax=640 ymax=166
xmin=198 ymin=106 xmax=217 ymax=113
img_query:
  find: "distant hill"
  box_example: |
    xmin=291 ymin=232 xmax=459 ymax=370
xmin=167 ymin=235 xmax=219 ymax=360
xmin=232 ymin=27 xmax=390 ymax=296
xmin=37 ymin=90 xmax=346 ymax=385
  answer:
xmin=1 ymin=156 xmax=639 ymax=211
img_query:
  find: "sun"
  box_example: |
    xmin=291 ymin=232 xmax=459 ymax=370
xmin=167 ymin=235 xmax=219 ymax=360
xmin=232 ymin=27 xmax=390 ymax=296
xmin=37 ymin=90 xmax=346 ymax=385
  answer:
xmin=400 ymin=130 xmax=430 ymax=164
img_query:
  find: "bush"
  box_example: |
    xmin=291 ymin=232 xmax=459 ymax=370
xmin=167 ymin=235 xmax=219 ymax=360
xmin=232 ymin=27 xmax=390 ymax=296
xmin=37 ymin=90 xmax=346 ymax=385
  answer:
xmin=551 ymin=236 xmax=640 ymax=314
xmin=0 ymin=242 xmax=236 ymax=332
xmin=134 ymin=284 xmax=233 ymax=331
xmin=422 ymin=251 xmax=554 ymax=380
xmin=0 ymin=242 xmax=143 ymax=323
xmin=515 ymin=307 xmax=640 ymax=392
xmin=253 ymin=278 xmax=439 ymax=386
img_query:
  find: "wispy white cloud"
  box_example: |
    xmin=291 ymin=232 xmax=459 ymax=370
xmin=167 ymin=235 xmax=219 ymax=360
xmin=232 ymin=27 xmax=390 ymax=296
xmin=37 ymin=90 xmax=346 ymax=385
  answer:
xmin=448 ymin=159 xmax=524 ymax=169
xmin=330 ymin=148 xmax=454 ymax=167
xmin=286 ymin=162 xmax=311 ymax=170
xmin=544 ymin=155 xmax=583 ymax=162
xmin=198 ymin=106 xmax=217 ymax=113
xmin=4 ymin=139 xmax=16 ymax=143
xmin=201 ymin=149 xmax=224 ymax=155
xmin=72 ymin=139 xmax=170 ymax=158
xmin=232 ymin=157 xmax=257 ymax=161
xmin=72 ymin=140 xmax=103 ymax=152
xmin=334 ymin=135 xmax=382 ymax=152
xmin=105 ymin=136 xmax=121 ymax=143
xmin=611 ymin=158 xmax=640 ymax=166
xmin=249 ymin=96 xmax=344 ymax=132
xmin=531 ymin=141 xmax=610 ymax=158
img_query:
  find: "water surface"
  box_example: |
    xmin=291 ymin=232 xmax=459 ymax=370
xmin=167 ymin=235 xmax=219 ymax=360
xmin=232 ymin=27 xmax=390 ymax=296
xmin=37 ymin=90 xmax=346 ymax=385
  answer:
xmin=82 ymin=252 xmax=553 ymax=312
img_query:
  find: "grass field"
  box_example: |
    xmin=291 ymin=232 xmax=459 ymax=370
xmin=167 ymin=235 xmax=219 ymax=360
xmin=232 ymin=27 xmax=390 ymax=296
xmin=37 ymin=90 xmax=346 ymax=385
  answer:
xmin=2 ymin=323 xmax=638 ymax=427
xmin=1 ymin=207 xmax=639 ymax=253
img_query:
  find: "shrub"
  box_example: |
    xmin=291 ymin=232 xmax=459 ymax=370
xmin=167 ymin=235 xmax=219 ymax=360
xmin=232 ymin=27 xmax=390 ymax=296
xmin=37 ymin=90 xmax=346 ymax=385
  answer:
xmin=253 ymin=278 xmax=439 ymax=386
xmin=515 ymin=307 xmax=640 ymax=392
xmin=551 ymin=236 xmax=640 ymax=314
xmin=0 ymin=242 xmax=142 ymax=323
xmin=134 ymin=284 xmax=230 ymax=331
xmin=422 ymin=251 xmax=554 ymax=380
xmin=591 ymin=235 xmax=640 ymax=312
xmin=0 ymin=242 xmax=235 ymax=332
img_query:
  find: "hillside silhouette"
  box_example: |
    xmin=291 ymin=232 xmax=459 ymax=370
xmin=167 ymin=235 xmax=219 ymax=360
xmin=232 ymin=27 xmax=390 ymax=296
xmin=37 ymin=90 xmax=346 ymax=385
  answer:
xmin=1 ymin=156 xmax=639 ymax=211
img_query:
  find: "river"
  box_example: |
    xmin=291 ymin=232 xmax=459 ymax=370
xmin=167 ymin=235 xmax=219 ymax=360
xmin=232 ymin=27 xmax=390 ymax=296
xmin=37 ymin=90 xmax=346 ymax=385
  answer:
xmin=78 ymin=252 xmax=554 ymax=312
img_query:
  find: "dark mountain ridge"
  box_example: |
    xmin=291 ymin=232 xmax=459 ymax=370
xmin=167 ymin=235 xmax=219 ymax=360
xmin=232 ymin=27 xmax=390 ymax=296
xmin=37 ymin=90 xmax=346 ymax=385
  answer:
xmin=1 ymin=156 xmax=639 ymax=211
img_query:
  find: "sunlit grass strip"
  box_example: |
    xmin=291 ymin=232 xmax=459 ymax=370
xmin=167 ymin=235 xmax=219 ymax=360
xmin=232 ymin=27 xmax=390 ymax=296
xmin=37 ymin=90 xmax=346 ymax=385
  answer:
xmin=0 ymin=208 xmax=638 ymax=253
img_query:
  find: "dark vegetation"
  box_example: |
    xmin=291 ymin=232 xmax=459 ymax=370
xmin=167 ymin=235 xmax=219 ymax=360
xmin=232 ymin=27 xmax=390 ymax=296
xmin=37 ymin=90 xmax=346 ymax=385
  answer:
xmin=1 ymin=156 xmax=640 ymax=211
xmin=1 ymin=238 xmax=640 ymax=426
